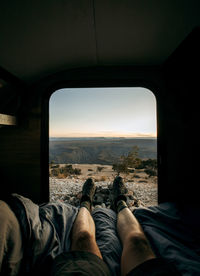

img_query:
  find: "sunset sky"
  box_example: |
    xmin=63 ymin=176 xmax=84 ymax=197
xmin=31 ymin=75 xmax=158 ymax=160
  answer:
xmin=49 ymin=87 xmax=157 ymax=138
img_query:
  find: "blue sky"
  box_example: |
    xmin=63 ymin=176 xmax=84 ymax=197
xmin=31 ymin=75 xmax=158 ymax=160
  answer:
xmin=49 ymin=87 xmax=157 ymax=137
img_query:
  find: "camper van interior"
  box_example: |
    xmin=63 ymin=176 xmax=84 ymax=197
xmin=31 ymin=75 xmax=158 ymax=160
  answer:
xmin=0 ymin=1 xmax=200 ymax=275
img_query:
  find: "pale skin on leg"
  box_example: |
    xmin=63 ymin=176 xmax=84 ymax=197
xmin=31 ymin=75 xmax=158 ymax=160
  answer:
xmin=71 ymin=206 xmax=103 ymax=259
xmin=117 ymin=207 xmax=156 ymax=276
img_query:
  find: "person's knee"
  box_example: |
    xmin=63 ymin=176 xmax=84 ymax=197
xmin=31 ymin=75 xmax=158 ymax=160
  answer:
xmin=121 ymin=232 xmax=155 ymax=276
xmin=125 ymin=232 xmax=152 ymax=252
xmin=73 ymin=230 xmax=94 ymax=247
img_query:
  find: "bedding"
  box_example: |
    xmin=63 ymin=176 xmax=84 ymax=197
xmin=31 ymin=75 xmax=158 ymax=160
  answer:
xmin=2 ymin=194 xmax=200 ymax=275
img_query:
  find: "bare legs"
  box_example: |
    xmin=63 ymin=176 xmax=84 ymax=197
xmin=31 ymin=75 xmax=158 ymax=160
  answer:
xmin=70 ymin=177 xmax=155 ymax=275
xmin=70 ymin=178 xmax=102 ymax=259
xmin=71 ymin=206 xmax=102 ymax=259
xmin=117 ymin=207 xmax=155 ymax=275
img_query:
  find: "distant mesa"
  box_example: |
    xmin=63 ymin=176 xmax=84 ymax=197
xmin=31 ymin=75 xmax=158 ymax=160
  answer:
xmin=49 ymin=137 xmax=157 ymax=165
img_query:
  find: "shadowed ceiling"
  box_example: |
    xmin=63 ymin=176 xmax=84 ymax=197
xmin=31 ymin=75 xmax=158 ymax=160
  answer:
xmin=0 ymin=0 xmax=200 ymax=82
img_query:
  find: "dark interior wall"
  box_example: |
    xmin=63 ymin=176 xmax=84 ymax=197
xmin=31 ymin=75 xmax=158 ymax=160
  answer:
xmin=0 ymin=87 xmax=43 ymax=203
xmin=158 ymin=78 xmax=194 ymax=203
xmin=160 ymin=28 xmax=200 ymax=203
xmin=159 ymin=79 xmax=199 ymax=203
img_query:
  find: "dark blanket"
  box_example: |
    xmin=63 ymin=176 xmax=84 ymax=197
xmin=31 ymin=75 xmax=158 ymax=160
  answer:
xmin=134 ymin=203 xmax=200 ymax=276
xmin=6 ymin=194 xmax=200 ymax=276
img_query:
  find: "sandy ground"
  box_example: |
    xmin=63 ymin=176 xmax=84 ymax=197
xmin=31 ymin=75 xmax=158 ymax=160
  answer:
xmin=50 ymin=164 xmax=158 ymax=206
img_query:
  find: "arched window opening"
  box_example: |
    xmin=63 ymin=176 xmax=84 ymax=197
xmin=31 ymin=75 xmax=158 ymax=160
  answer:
xmin=49 ymin=87 xmax=157 ymax=209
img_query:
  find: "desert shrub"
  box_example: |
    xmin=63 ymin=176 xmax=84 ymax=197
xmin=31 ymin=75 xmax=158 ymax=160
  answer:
xmin=97 ymin=166 xmax=104 ymax=172
xmin=144 ymin=168 xmax=157 ymax=177
xmin=51 ymin=168 xmax=60 ymax=177
xmin=120 ymin=146 xmax=142 ymax=168
xmin=136 ymin=159 xmax=157 ymax=169
xmin=112 ymin=163 xmax=129 ymax=174
xmin=137 ymin=159 xmax=157 ymax=177
xmin=50 ymin=164 xmax=81 ymax=177
xmin=62 ymin=165 xmax=74 ymax=174
xmin=61 ymin=165 xmax=73 ymax=176
xmin=62 ymin=165 xmax=82 ymax=176
xmin=73 ymin=168 xmax=81 ymax=175
xmin=49 ymin=160 xmax=60 ymax=169
xmin=135 ymin=163 xmax=144 ymax=169
xmin=113 ymin=146 xmax=142 ymax=174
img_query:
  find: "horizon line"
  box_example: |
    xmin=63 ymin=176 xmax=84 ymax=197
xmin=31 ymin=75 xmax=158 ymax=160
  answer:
xmin=49 ymin=132 xmax=156 ymax=138
xmin=50 ymin=136 xmax=157 ymax=139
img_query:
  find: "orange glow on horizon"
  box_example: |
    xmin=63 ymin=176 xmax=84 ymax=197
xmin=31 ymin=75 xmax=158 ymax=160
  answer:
xmin=49 ymin=131 xmax=157 ymax=138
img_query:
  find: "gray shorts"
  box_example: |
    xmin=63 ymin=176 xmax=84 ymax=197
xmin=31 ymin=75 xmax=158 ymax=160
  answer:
xmin=52 ymin=251 xmax=111 ymax=276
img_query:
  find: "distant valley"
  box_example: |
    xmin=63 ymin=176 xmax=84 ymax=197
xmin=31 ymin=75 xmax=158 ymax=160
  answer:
xmin=49 ymin=137 xmax=157 ymax=165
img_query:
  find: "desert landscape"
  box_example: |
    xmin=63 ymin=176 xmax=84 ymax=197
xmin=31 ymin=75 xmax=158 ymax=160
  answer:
xmin=49 ymin=138 xmax=157 ymax=210
xmin=50 ymin=163 xmax=158 ymax=211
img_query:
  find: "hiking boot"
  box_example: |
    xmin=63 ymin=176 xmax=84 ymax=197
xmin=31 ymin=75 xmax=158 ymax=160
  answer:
xmin=80 ymin=178 xmax=96 ymax=205
xmin=112 ymin=176 xmax=128 ymax=211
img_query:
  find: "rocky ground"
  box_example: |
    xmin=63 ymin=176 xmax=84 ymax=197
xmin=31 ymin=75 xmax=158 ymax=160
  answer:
xmin=50 ymin=164 xmax=157 ymax=210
